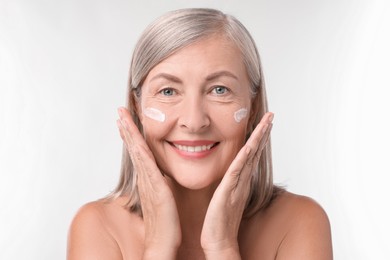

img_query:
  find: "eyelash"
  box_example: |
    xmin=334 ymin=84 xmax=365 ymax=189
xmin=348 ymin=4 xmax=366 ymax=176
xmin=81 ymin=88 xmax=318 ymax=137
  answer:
xmin=211 ymin=86 xmax=229 ymax=95
xmin=158 ymin=86 xmax=230 ymax=97
xmin=159 ymin=88 xmax=176 ymax=96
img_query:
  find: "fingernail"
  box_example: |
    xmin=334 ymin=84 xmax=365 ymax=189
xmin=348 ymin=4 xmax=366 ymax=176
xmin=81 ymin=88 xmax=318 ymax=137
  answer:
xmin=122 ymin=119 xmax=130 ymax=130
xmin=268 ymin=113 xmax=274 ymax=123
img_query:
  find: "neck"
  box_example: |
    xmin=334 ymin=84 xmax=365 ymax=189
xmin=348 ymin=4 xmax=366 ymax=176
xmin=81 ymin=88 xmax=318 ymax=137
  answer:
xmin=166 ymin=177 xmax=219 ymax=248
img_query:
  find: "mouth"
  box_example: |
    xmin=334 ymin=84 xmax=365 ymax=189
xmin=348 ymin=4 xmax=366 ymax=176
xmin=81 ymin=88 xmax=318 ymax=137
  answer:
xmin=167 ymin=140 xmax=219 ymax=158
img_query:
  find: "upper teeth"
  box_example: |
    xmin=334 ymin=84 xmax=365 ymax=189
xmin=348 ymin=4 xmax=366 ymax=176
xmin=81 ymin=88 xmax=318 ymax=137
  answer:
xmin=174 ymin=144 xmax=213 ymax=152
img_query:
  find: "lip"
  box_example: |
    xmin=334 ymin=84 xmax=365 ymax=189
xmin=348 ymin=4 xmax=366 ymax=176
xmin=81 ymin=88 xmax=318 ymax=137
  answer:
xmin=167 ymin=140 xmax=219 ymax=159
xmin=171 ymin=140 xmax=216 ymax=146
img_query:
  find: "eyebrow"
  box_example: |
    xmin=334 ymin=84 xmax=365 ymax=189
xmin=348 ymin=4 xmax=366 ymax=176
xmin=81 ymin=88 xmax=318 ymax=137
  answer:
xmin=149 ymin=70 xmax=239 ymax=83
xmin=205 ymin=71 xmax=239 ymax=81
xmin=150 ymin=73 xmax=182 ymax=83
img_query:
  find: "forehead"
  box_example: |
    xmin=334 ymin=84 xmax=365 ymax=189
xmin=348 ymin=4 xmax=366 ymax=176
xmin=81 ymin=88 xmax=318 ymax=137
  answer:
xmin=145 ymin=35 xmax=248 ymax=81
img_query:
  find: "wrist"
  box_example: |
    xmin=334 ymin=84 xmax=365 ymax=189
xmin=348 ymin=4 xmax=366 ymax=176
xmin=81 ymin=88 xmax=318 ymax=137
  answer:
xmin=143 ymin=233 xmax=181 ymax=260
xmin=203 ymin=244 xmax=241 ymax=260
xmin=142 ymin=245 xmax=179 ymax=260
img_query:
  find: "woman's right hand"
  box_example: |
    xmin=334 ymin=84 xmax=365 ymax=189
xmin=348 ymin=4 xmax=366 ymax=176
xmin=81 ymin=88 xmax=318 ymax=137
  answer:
xmin=117 ymin=107 xmax=181 ymax=259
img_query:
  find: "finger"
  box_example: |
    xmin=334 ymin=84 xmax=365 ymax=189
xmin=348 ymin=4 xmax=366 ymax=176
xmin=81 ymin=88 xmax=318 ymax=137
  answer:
xmin=117 ymin=118 xmax=168 ymax=205
xmin=117 ymin=117 xmax=156 ymax=170
xmin=219 ymin=113 xmax=274 ymax=189
xmin=233 ymin=122 xmax=274 ymax=198
xmin=116 ymin=107 xmax=155 ymax=159
xmin=132 ymin=144 xmax=165 ymax=193
xmin=251 ymin=123 xmax=273 ymax=166
xmin=232 ymin=155 xmax=255 ymax=200
xmin=230 ymin=125 xmax=272 ymax=200
xmin=117 ymin=119 xmax=134 ymax=152
xmin=222 ymin=115 xmax=274 ymax=197
xmin=117 ymin=107 xmax=144 ymax=146
xmin=116 ymin=108 xmax=165 ymax=190
xmin=217 ymin=146 xmax=253 ymax=206
xmin=237 ymin=123 xmax=273 ymax=192
xmin=245 ymin=112 xmax=273 ymax=158
xmin=116 ymin=119 xmax=126 ymax=143
xmin=219 ymin=144 xmax=252 ymax=192
xmin=238 ymin=123 xmax=271 ymax=187
xmin=117 ymin=118 xmax=136 ymax=156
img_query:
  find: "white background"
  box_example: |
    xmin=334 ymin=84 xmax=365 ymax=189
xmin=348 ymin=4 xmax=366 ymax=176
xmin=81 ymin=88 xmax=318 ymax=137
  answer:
xmin=1 ymin=0 xmax=389 ymax=259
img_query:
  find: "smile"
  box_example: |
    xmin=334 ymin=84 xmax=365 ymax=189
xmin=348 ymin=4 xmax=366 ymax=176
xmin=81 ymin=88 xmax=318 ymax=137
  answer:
xmin=168 ymin=140 xmax=219 ymax=158
xmin=173 ymin=144 xmax=213 ymax=152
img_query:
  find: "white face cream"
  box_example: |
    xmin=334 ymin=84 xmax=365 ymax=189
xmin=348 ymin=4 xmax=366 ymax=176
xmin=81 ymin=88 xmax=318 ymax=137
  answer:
xmin=234 ymin=108 xmax=248 ymax=123
xmin=143 ymin=107 xmax=166 ymax=122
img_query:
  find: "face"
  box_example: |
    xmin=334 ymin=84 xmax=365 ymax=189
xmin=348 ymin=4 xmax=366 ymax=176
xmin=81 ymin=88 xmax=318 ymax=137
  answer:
xmin=138 ymin=35 xmax=253 ymax=190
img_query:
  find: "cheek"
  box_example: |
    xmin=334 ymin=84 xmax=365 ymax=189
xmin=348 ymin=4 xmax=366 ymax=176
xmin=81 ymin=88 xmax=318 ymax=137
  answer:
xmin=140 ymin=106 xmax=175 ymax=141
xmin=210 ymin=107 xmax=249 ymax=141
xmin=143 ymin=107 xmax=166 ymax=122
xmin=234 ymin=108 xmax=248 ymax=123
xmin=139 ymin=100 xmax=167 ymax=127
xmin=140 ymin=103 xmax=250 ymax=137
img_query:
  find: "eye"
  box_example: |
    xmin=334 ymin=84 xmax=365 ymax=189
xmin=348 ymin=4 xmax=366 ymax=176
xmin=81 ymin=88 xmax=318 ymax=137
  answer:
xmin=159 ymin=88 xmax=176 ymax=96
xmin=212 ymin=86 xmax=229 ymax=95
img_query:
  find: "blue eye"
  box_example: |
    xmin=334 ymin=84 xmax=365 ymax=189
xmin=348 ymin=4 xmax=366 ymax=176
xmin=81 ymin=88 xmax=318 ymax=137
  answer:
xmin=160 ymin=88 xmax=176 ymax=96
xmin=212 ymin=86 xmax=228 ymax=95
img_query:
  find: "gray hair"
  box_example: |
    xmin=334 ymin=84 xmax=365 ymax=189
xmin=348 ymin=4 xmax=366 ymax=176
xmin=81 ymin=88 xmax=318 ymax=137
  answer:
xmin=110 ymin=8 xmax=282 ymax=218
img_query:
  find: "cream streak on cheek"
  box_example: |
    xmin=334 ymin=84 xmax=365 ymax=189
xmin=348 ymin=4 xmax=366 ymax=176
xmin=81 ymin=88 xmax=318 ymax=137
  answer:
xmin=234 ymin=108 xmax=248 ymax=123
xmin=143 ymin=107 xmax=166 ymax=122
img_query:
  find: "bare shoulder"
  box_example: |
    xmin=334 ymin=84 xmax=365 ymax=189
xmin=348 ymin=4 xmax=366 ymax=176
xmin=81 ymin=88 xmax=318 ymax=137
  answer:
xmin=67 ymin=198 xmax=144 ymax=260
xmin=240 ymin=191 xmax=332 ymax=259
xmin=271 ymin=191 xmax=333 ymax=259
xmin=271 ymin=191 xmax=330 ymax=220
xmin=67 ymin=200 xmax=123 ymax=259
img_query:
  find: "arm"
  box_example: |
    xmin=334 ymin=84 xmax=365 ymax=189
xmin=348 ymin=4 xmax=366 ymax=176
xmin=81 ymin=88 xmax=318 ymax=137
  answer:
xmin=201 ymin=112 xmax=274 ymax=259
xmin=67 ymin=202 xmax=123 ymax=260
xmin=117 ymin=107 xmax=181 ymax=259
xmin=276 ymin=197 xmax=333 ymax=260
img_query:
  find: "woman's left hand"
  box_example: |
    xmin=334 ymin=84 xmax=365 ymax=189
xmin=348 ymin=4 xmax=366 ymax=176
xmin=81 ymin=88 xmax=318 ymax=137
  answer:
xmin=200 ymin=112 xmax=274 ymax=259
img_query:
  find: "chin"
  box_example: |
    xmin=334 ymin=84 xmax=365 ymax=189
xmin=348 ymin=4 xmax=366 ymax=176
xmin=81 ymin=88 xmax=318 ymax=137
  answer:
xmin=172 ymin=175 xmax=221 ymax=191
xmin=162 ymin=163 xmax=225 ymax=191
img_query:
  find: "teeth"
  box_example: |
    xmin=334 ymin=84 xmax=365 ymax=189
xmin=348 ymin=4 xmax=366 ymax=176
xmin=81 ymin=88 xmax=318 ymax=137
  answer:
xmin=175 ymin=144 xmax=214 ymax=152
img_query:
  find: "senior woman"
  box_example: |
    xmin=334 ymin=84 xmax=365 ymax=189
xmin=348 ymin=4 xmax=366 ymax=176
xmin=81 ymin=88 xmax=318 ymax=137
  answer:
xmin=67 ymin=8 xmax=332 ymax=260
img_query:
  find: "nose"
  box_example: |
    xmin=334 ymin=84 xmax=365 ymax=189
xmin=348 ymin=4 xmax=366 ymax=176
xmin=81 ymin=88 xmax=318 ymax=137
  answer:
xmin=178 ymin=96 xmax=210 ymax=133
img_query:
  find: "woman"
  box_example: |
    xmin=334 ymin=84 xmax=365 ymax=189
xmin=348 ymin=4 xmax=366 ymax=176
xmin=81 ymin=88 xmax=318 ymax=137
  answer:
xmin=67 ymin=8 xmax=332 ymax=259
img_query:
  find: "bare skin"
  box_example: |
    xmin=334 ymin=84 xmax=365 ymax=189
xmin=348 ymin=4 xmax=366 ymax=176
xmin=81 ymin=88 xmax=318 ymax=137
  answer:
xmin=67 ymin=36 xmax=332 ymax=259
xmin=67 ymin=111 xmax=332 ymax=259
xmin=67 ymin=190 xmax=332 ymax=259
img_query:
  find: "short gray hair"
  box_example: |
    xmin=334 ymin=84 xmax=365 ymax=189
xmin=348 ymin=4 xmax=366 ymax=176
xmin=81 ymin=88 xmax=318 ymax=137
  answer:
xmin=111 ymin=8 xmax=282 ymax=218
